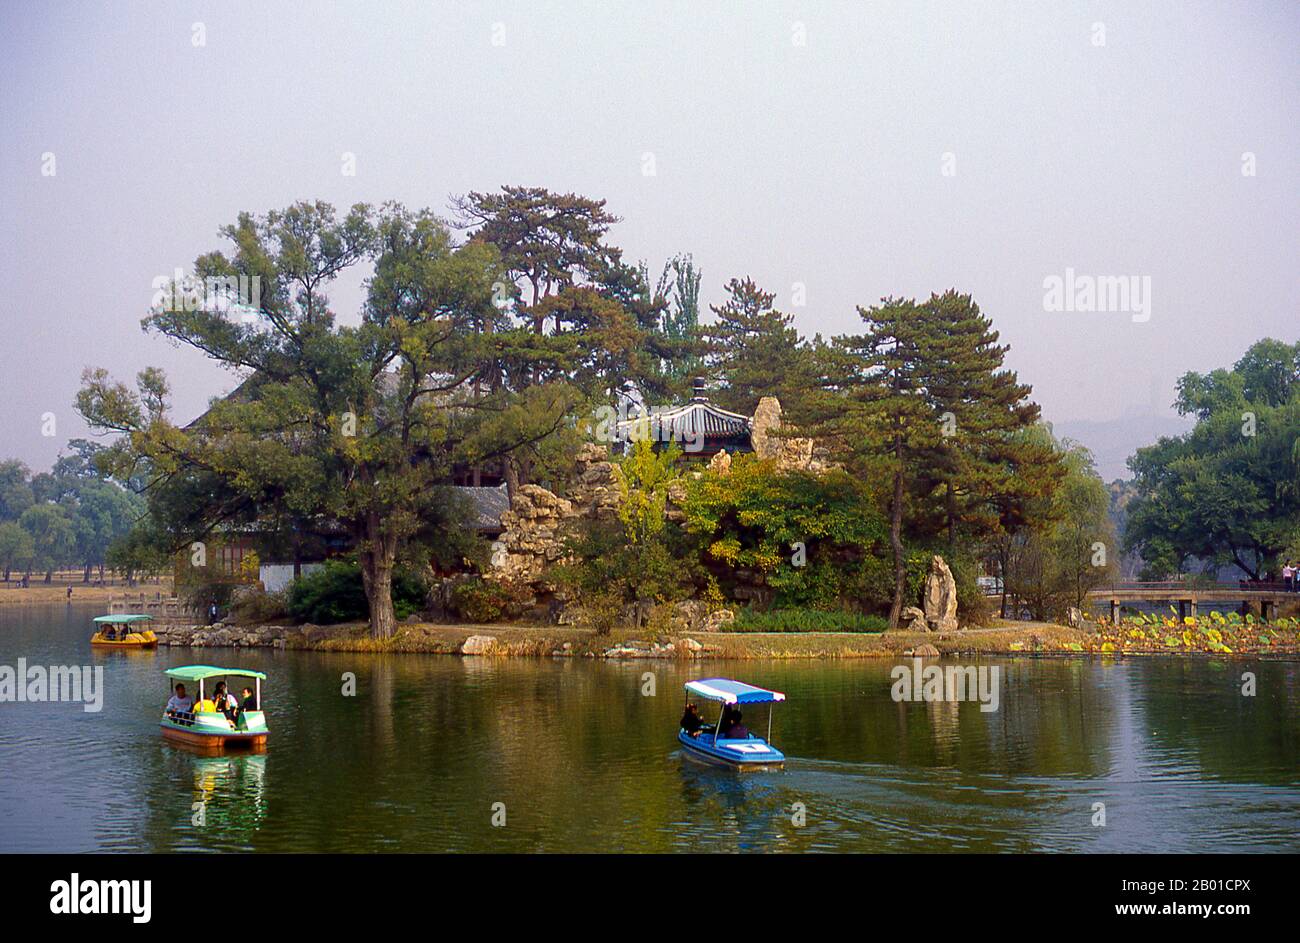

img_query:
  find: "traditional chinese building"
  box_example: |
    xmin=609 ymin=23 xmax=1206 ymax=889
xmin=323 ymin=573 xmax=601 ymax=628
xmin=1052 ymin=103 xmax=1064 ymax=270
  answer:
xmin=615 ymin=378 xmax=754 ymax=460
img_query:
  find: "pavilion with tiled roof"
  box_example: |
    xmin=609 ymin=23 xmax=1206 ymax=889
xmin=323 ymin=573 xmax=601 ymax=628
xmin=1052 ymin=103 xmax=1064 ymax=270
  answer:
xmin=615 ymin=378 xmax=753 ymax=460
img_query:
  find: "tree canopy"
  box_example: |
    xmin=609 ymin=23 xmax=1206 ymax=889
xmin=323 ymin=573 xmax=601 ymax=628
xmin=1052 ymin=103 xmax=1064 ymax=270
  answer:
xmin=1125 ymin=338 xmax=1300 ymax=580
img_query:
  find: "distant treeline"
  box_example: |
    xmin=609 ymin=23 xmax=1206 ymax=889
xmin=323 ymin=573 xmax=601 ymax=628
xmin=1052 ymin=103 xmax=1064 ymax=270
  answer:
xmin=0 ymin=439 xmax=142 ymax=583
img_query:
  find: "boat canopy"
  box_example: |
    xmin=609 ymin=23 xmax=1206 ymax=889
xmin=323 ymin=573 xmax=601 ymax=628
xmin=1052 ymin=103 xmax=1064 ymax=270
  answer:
xmin=165 ymin=665 xmax=268 ymax=682
xmin=93 ymin=614 xmax=153 ymax=624
xmin=684 ymin=678 xmax=785 ymax=705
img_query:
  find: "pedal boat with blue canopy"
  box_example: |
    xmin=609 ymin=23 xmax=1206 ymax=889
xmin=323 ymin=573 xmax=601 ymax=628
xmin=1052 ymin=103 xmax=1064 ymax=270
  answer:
xmin=90 ymin=614 xmax=157 ymax=648
xmin=678 ymin=678 xmax=786 ymax=770
xmin=161 ymin=665 xmax=268 ymax=752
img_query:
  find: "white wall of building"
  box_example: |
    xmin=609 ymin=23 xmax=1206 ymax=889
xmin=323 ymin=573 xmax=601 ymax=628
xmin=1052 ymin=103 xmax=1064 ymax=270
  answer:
xmin=259 ymin=563 xmax=323 ymax=594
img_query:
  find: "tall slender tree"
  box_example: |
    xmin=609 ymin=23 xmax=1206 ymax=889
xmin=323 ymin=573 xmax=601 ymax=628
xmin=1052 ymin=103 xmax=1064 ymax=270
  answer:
xmin=811 ymin=298 xmax=943 ymax=628
xmin=917 ymin=290 xmax=1050 ymax=548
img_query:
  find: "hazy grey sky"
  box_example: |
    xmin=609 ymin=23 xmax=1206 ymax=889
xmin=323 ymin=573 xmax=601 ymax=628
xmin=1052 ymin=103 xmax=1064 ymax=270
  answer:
xmin=2 ymin=0 xmax=1296 ymax=479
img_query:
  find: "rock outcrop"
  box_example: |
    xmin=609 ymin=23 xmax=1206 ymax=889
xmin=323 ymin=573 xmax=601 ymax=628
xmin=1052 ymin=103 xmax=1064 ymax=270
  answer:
xmin=152 ymin=623 xmax=302 ymax=649
xmin=486 ymin=444 xmax=626 ymax=611
xmin=751 ymin=396 xmax=821 ymax=472
xmin=566 ymin=442 xmax=623 ymax=519
xmin=491 ymin=485 xmax=574 ymax=584
xmin=486 ymin=397 xmax=829 ymax=621
xmin=923 ymin=555 xmax=959 ymax=632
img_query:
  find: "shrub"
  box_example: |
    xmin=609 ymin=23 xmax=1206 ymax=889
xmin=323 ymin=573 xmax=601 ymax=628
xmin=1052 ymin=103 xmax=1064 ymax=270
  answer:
xmin=287 ymin=560 xmax=427 ymax=624
xmin=552 ymin=441 xmax=698 ymax=632
xmin=729 ymin=607 xmax=887 ymax=633
xmin=448 ymin=577 xmax=531 ymax=623
xmin=681 ymin=455 xmax=886 ymax=610
xmin=230 ymin=588 xmax=288 ymax=624
xmin=553 ymin=517 xmax=697 ymax=632
xmin=575 ymin=588 xmax=624 ymax=635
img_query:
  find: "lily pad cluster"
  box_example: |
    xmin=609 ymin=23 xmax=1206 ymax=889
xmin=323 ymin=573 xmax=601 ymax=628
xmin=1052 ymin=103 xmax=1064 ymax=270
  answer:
xmin=1088 ymin=609 xmax=1300 ymax=655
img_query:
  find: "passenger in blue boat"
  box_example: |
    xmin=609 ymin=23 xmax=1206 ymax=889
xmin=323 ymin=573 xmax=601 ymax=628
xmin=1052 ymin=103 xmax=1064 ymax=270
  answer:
xmin=718 ymin=705 xmax=739 ymax=738
xmin=724 ymin=710 xmax=749 ymax=739
xmin=680 ymin=703 xmax=705 ymax=737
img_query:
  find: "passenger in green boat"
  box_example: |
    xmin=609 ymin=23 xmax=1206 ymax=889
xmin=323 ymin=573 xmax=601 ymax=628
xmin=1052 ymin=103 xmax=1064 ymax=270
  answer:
xmin=241 ymin=686 xmax=258 ymax=711
xmin=166 ymin=683 xmax=193 ymax=718
xmin=213 ymin=682 xmax=239 ymax=723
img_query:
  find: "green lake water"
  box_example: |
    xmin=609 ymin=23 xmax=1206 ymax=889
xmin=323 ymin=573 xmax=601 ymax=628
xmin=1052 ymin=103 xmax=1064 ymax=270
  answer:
xmin=1 ymin=603 xmax=1297 ymax=852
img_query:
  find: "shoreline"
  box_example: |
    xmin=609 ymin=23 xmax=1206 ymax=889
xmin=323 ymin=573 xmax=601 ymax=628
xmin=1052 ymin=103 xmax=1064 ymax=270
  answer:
xmin=141 ymin=619 xmax=1300 ymax=659
xmin=0 ymin=584 xmax=169 ymax=606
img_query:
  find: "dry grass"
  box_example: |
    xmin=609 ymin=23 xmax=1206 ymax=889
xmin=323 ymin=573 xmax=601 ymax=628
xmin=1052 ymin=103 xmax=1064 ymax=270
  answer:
xmin=0 ymin=584 xmax=128 ymax=605
xmin=289 ymin=618 xmax=1110 ymax=658
xmin=162 ymin=615 xmax=1299 ymax=659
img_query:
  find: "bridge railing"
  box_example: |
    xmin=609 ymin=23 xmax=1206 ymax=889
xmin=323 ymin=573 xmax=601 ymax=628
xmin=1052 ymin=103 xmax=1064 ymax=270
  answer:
xmin=1094 ymin=580 xmax=1294 ymax=594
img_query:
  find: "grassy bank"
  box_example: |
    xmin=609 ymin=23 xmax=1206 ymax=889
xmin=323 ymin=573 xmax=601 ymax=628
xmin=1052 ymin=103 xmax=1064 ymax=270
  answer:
xmin=227 ymin=618 xmax=1299 ymax=658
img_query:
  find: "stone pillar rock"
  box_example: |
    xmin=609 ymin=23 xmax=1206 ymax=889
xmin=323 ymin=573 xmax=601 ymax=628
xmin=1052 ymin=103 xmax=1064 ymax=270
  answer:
xmin=923 ymin=555 xmax=959 ymax=632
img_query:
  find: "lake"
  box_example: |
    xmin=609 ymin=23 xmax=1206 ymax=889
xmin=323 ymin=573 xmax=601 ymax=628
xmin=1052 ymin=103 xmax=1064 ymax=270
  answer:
xmin=1 ymin=603 xmax=1297 ymax=852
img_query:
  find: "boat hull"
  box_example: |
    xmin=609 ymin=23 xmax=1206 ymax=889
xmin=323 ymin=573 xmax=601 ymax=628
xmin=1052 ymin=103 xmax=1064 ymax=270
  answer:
xmin=160 ymin=724 xmax=267 ymax=753
xmin=678 ymin=729 xmax=785 ymax=770
xmin=91 ymin=632 xmax=157 ymax=649
xmin=160 ymin=711 xmax=268 ymax=754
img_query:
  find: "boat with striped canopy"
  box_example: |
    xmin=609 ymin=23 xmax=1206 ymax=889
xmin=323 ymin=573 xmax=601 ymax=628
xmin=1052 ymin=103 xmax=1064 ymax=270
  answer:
xmin=677 ymin=678 xmax=786 ymax=770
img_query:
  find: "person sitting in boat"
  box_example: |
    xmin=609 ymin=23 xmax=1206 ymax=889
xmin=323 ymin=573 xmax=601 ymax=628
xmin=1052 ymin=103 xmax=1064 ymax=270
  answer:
xmin=213 ymin=682 xmax=239 ymax=723
xmin=680 ymin=703 xmax=705 ymax=737
xmin=726 ymin=710 xmax=749 ymax=740
xmin=103 ymin=625 xmax=116 ymax=640
xmin=241 ymin=686 xmax=258 ymax=711
xmin=719 ymin=706 xmax=749 ymax=738
xmin=166 ymin=683 xmax=194 ymax=718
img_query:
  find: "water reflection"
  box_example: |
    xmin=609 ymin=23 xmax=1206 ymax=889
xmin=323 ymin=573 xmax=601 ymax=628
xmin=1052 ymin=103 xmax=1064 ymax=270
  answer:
xmin=675 ymin=757 xmax=790 ymax=852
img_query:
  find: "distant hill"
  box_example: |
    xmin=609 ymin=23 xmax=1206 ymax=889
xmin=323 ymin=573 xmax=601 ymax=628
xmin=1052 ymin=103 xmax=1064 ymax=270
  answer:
xmin=1051 ymin=414 xmax=1194 ymax=482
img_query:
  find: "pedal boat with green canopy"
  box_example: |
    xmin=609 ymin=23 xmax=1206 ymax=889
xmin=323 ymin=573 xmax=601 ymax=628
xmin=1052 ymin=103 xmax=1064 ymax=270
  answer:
xmin=90 ymin=614 xmax=157 ymax=648
xmin=161 ymin=665 xmax=268 ymax=751
xmin=678 ymin=678 xmax=786 ymax=770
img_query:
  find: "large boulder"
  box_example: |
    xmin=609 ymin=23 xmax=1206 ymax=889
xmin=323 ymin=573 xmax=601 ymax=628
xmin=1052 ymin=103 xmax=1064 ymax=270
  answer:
xmin=923 ymin=555 xmax=959 ymax=632
xmin=901 ymin=606 xmax=927 ymax=631
xmin=460 ymin=634 xmax=498 ymax=655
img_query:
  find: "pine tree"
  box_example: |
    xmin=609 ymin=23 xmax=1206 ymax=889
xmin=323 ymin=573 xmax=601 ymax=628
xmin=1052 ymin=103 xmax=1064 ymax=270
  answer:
xmin=703 ymin=277 xmax=815 ymax=418
xmin=918 ymin=290 xmax=1050 ymax=549
xmin=815 ymin=297 xmax=944 ymax=628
